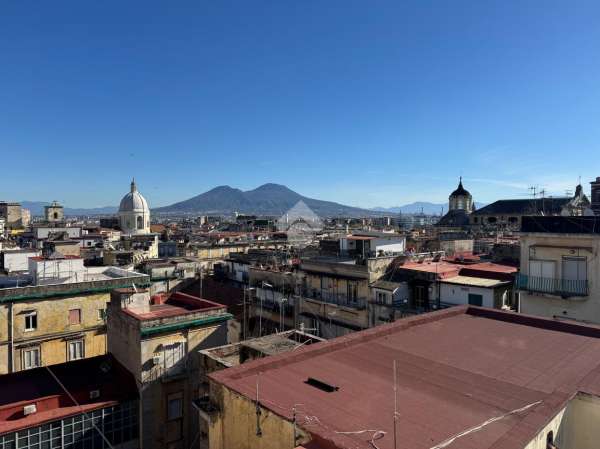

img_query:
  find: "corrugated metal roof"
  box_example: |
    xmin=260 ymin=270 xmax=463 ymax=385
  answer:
xmin=210 ymin=306 xmax=600 ymax=449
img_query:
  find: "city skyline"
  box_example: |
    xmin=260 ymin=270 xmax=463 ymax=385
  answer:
xmin=2 ymin=1 xmax=600 ymax=207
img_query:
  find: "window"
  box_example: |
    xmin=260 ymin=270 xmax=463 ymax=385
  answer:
xmin=347 ymin=282 xmax=358 ymax=303
xmin=69 ymin=309 xmax=81 ymax=325
xmin=68 ymin=340 xmax=84 ymax=361
xmin=376 ymin=292 xmax=389 ymax=304
xmin=53 ymin=212 xmax=58 ymax=220
xmin=468 ymin=294 xmax=483 ymax=307
xmin=167 ymin=396 xmax=183 ymax=421
xmin=98 ymin=308 xmax=107 ymax=321
xmin=137 ymin=216 xmax=143 ymax=230
xmin=164 ymin=342 xmax=185 ymax=369
xmin=166 ymin=393 xmax=183 ymax=442
xmin=24 ymin=311 xmax=37 ymax=331
xmin=529 ymin=260 xmax=556 ymax=279
xmin=562 ymin=256 xmax=587 ymax=281
xmin=23 ymin=347 xmax=40 ymax=370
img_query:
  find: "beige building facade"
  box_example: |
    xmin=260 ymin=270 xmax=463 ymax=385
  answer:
xmin=0 ymin=267 xmax=149 ymax=374
xmin=107 ymin=289 xmax=231 ymax=449
xmin=518 ymin=217 xmax=600 ymax=324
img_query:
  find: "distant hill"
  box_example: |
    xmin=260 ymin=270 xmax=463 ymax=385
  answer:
xmin=372 ymin=201 xmax=486 ymax=215
xmin=154 ymin=183 xmax=380 ymax=217
xmin=21 ymin=201 xmax=117 ymax=217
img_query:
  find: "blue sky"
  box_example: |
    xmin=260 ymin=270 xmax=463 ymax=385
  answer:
xmin=1 ymin=1 xmax=599 ymax=209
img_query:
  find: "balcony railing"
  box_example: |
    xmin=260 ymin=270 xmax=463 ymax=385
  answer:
xmin=300 ymin=289 xmax=367 ymax=310
xmin=256 ymin=297 xmax=295 ymax=316
xmin=516 ymin=273 xmax=589 ymax=297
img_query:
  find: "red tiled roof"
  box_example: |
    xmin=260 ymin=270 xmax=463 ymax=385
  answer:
xmin=210 ymin=306 xmax=600 ymax=449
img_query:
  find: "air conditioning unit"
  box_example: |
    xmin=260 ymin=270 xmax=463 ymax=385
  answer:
xmin=89 ymin=390 xmax=100 ymax=399
xmin=23 ymin=404 xmax=37 ymax=415
xmin=152 ymin=355 xmax=161 ymax=365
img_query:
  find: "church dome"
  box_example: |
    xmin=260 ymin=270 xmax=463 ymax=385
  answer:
xmin=118 ymin=179 xmax=150 ymax=235
xmin=448 ymin=177 xmax=473 ymax=214
xmin=119 ymin=180 xmax=149 ymax=213
xmin=450 ymin=177 xmax=471 ymax=197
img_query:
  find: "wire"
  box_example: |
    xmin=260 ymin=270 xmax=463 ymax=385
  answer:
xmin=334 ymin=429 xmax=386 ymax=449
xmin=45 ymin=366 xmax=116 ymax=449
xmin=429 ymin=400 xmax=543 ymax=449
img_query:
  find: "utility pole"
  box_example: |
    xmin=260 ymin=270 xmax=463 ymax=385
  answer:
xmin=393 ymin=360 xmax=398 ymax=449
xmin=199 ymin=267 xmax=203 ymax=297
xmin=255 ymin=373 xmax=262 ymax=436
xmin=243 ymin=287 xmax=247 ymax=340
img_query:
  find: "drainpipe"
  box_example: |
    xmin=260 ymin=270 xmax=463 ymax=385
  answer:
xmin=9 ymin=302 xmax=14 ymax=373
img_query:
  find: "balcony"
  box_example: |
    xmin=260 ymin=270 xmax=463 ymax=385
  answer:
xmin=255 ymin=297 xmax=295 ymax=316
xmin=516 ymin=273 xmax=589 ymax=298
xmin=301 ymin=289 xmax=367 ymax=310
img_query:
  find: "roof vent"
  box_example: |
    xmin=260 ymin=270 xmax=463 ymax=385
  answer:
xmin=23 ymin=404 xmax=37 ymax=415
xmin=305 ymin=377 xmax=339 ymax=393
xmin=89 ymin=390 xmax=100 ymax=399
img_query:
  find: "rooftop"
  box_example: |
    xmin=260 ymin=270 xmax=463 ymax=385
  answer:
xmin=0 ymin=267 xmax=149 ymax=299
xmin=473 ymin=198 xmax=571 ymax=216
xmin=200 ymin=331 xmax=324 ymax=369
xmin=396 ymin=260 xmax=516 ymax=281
xmin=210 ymin=306 xmax=600 ymax=449
xmin=521 ymin=215 xmax=600 ymax=235
xmin=441 ymin=275 xmax=509 ymax=288
xmin=123 ymin=291 xmax=226 ymax=321
xmin=0 ymin=355 xmax=137 ymax=435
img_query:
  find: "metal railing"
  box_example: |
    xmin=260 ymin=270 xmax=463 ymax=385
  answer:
xmin=300 ymin=289 xmax=367 ymax=310
xmin=516 ymin=273 xmax=589 ymax=297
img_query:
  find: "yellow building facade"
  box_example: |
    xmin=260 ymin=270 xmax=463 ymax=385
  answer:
xmin=0 ymin=270 xmax=149 ymax=374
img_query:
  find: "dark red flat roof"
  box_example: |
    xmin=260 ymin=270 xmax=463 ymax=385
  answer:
xmin=210 ymin=306 xmax=600 ymax=449
xmin=123 ymin=291 xmax=226 ymax=320
xmin=0 ymin=355 xmax=137 ymax=435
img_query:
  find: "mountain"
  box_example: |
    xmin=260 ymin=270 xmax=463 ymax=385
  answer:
xmin=154 ymin=183 xmax=379 ymax=217
xmin=372 ymin=201 xmax=487 ymax=215
xmin=21 ymin=201 xmax=117 ymax=217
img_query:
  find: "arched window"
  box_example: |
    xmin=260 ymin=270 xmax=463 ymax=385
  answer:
xmin=546 ymin=431 xmax=555 ymax=449
xmin=137 ymin=216 xmax=144 ymax=230
xmin=53 ymin=212 xmax=58 ymax=220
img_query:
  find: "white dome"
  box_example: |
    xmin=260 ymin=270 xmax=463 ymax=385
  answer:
xmin=119 ymin=181 xmax=149 ymax=213
xmin=118 ymin=179 xmax=150 ymax=235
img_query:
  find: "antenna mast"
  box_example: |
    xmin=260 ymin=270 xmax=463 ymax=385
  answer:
xmin=393 ymin=360 xmax=398 ymax=449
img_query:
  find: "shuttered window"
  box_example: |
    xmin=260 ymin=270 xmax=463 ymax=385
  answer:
xmin=69 ymin=309 xmax=81 ymax=325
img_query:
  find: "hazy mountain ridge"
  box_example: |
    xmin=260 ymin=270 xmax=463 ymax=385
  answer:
xmin=21 ymin=201 xmax=117 ymax=217
xmin=372 ymin=201 xmax=486 ymax=214
xmin=154 ymin=183 xmax=379 ymax=217
xmin=19 ymin=188 xmax=485 ymax=217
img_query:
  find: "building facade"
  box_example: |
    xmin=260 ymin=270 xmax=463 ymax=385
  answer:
xmin=518 ymin=216 xmax=600 ymax=324
xmin=107 ymin=289 xmax=231 ymax=449
xmin=0 ymin=202 xmax=22 ymax=229
xmin=44 ymin=201 xmax=64 ymax=223
xmin=0 ymin=262 xmax=149 ymax=374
